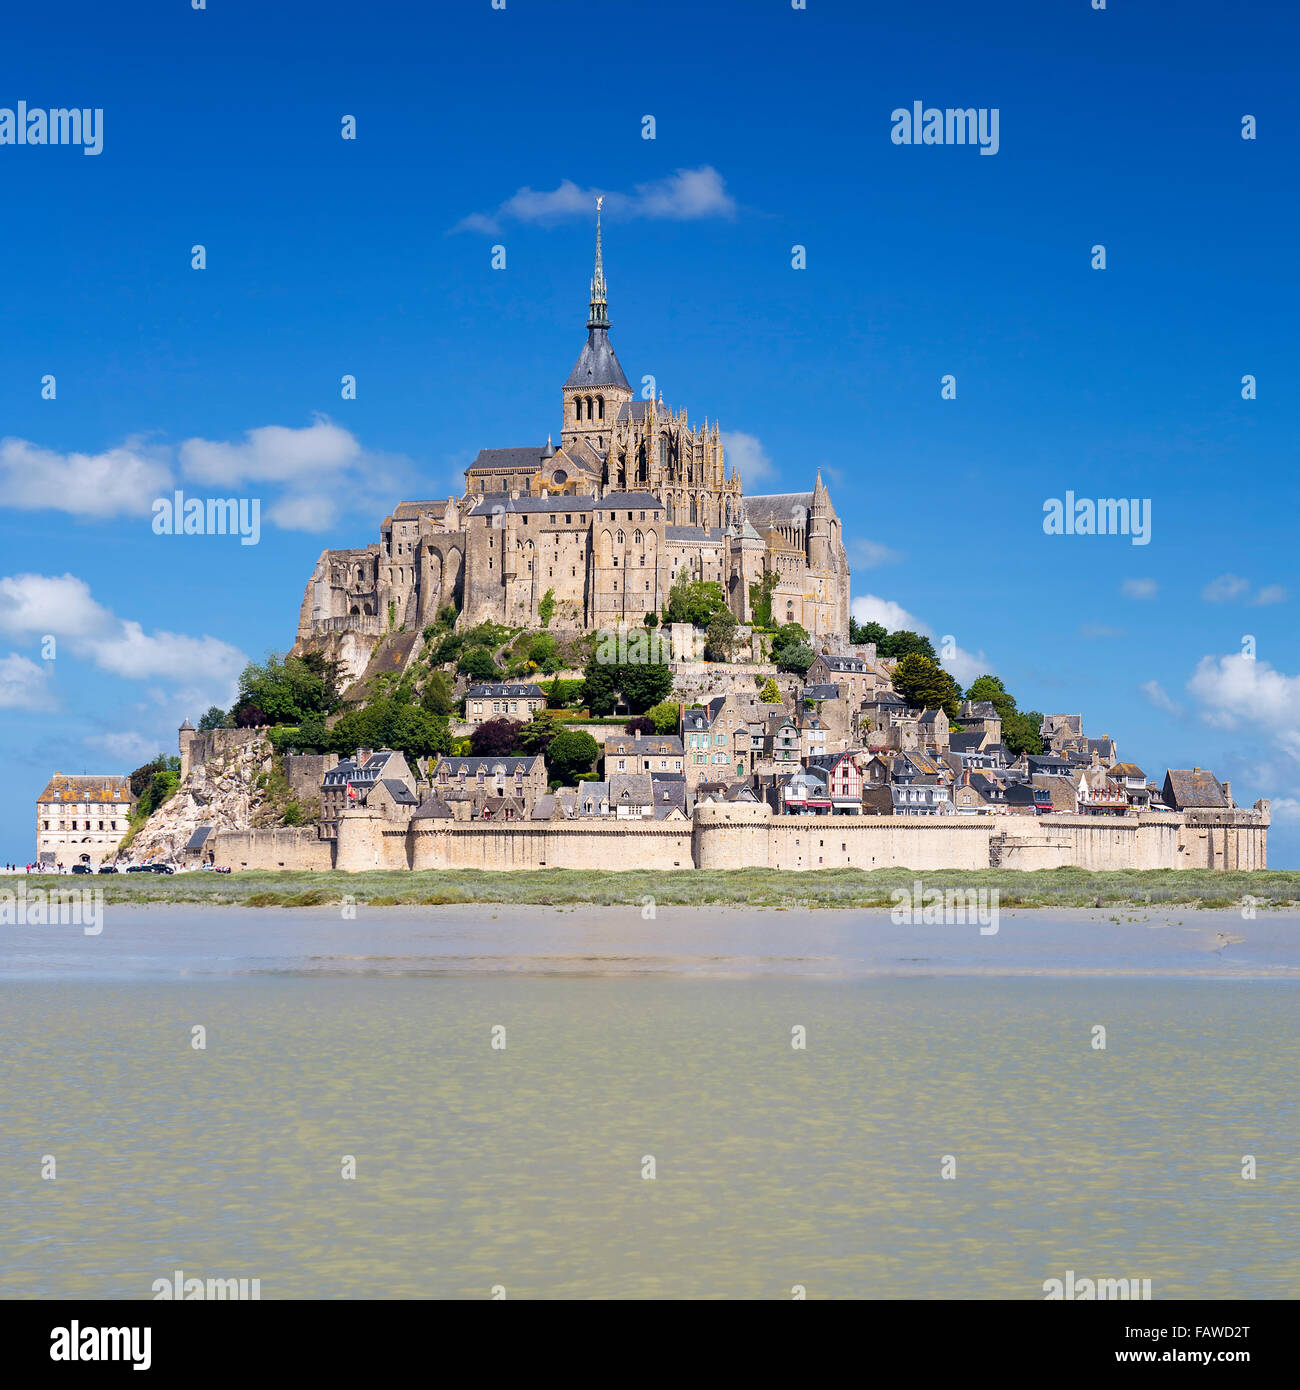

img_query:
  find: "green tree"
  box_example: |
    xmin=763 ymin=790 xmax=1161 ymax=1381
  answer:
xmin=197 ymin=705 xmax=226 ymax=731
xmin=892 ymin=653 xmax=962 ymax=719
xmin=704 ymin=608 xmax=738 ymax=662
xmin=1002 ymin=709 xmax=1044 ymax=757
xmin=582 ymin=651 xmax=673 ymax=715
xmin=420 ymin=670 xmax=455 ymax=716
xmin=538 ymin=588 xmax=556 ymax=628
xmin=964 ymin=674 xmax=1015 ymax=723
xmin=663 ymin=577 xmax=729 ymax=626
xmin=518 ymin=710 xmax=568 ymax=757
xmin=546 ymin=728 xmax=600 ymax=785
xmin=774 ymin=641 xmax=815 ymax=675
xmin=849 ymin=617 xmax=887 ymax=647
xmin=758 ymin=677 xmax=782 ymax=703
xmin=878 ymin=629 xmax=937 ymax=661
xmin=460 ymin=647 xmax=499 ymax=680
xmin=644 ymin=699 xmax=681 ymax=734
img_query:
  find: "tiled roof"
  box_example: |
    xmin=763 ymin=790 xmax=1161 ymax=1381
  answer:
xmin=37 ymin=774 xmax=133 ymax=804
xmin=466 ymin=683 xmax=546 ymax=698
xmin=1164 ymin=768 xmax=1229 ymax=809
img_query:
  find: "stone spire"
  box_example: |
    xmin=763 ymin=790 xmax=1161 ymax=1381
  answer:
xmin=588 ymin=196 xmax=609 ymax=330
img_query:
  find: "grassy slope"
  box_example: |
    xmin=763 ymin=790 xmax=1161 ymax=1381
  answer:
xmin=23 ymin=867 xmax=1300 ymax=909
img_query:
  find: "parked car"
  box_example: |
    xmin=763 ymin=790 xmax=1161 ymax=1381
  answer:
xmin=71 ymin=863 xmax=93 ymax=874
xmin=150 ymin=864 xmax=175 ymax=874
xmin=125 ymin=864 xmax=152 ymax=873
xmin=97 ymin=864 xmax=119 ymax=873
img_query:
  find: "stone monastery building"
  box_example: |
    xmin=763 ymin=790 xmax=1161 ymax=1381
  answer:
xmin=299 ymin=207 xmax=852 ymax=641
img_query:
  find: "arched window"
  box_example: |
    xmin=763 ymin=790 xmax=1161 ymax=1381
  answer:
xmin=633 ymin=529 xmax=643 ymax=544
xmin=659 ymin=435 xmax=669 ymax=469
xmin=585 ymin=396 xmax=594 ymax=419
xmin=597 ymin=396 xmax=604 ymax=420
xmin=574 ymin=398 xmax=582 ymax=420
xmin=616 ymin=529 xmax=625 ymax=544
xmin=690 ymin=497 xmax=697 ymax=524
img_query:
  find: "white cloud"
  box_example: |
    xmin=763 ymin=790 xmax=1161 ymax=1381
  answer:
xmin=1122 ymin=578 xmax=1158 ymax=599
xmin=454 ymin=166 xmax=737 ymax=234
xmin=179 ymin=418 xmax=360 ymax=487
xmin=0 ymin=653 xmax=51 ymax=710
xmin=1252 ymin=584 xmax=1287 ymax=606
xmin=1140 ymin=679 xmax=1184 ymax=717
xmin=851 ymin=595 xmax=928 ymax=634
xmin=1270 ymin=797 xmax=1300 ymax=822
xmin=1202 ymin=574 xmax=1251 ymax=603
xmin=0 ymin=572 xmax=245 ymax=697
xmin=0 ymin=419 xmax=417 ymax=536
xmin=1187 ymin=654 xmax=1300 ymax=759
xmin=719 ymin=430 xmax=776 ymax=486
xmin=849 ymin=595 xmax=988 ymax=683
xmin=849 ymin=537 xmax=902 ymax=568
xmin=941 ymin=644 xmax=990 ymax=687
xmin=0 ymin=436 xmax=172 ymax=518
xmin=83 ymin=730 xmax=163 ymax=764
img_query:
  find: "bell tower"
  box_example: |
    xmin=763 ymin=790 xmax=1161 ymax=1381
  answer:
xmin=561 ymin=199 xmax=633 ymax=454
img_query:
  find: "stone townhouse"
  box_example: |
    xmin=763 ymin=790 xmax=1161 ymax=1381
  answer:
xmin=806 ymin=651 xmax=884 ymax=705
xmin=430 ymin=754 xmax=548 ymax=815
xmin=799 ymin=683 xmax=855 ymax=754
xmin=320 ymin=749 xmax=415 ymax=841
xmin=35 ymin=773 xmax=135 ymax=867
xmin=603 ymin=730 xmax=685 ymax=777
xmin=464 ymin=682 xmax=547 ymax=730
xmin=956 ymin=700 xmax=1003 ymax=748
xmin=683 ymin=689 xmax=786 ymax=789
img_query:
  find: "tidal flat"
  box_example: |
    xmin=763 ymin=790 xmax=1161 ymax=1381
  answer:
xmin=7 ymin=865 xmax=1299 ymax=910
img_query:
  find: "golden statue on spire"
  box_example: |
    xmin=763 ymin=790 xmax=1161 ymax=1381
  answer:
xmin=596 ymin=195 xmax=603 ymax=212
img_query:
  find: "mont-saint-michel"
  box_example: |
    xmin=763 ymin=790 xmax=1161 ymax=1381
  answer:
xmin=35 ymin=212 xmax=1266 ymax=882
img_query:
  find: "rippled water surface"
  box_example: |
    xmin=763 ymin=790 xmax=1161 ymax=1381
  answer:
xmin=1 ymin=906 xmax=1296 ymax=1298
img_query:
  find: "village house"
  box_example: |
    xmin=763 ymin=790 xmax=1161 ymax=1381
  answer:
xmin=956 ymin=699 xmax=1003 ymax=748
xmin=603 ymin=730 xmax=685 ymax=776
xmin=806 ymin=651 xmax=884 ymax=704
xmin=464 ymin=682 xmax=547 ymax=729
xmin=805 ymin=751 xmax=866 ymax=814
xmin=320 ymin=749 xmax=415 ymax=840
xmin=35 ymin=772 xmax=135 ymax=867
xmin=1162 ymin=768 xmax=1233 ymax=811
xmin=430 ymin=754 xmax=548 ymax=815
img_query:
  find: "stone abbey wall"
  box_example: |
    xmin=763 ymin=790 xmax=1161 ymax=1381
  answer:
xmin=209 ymin=802 xmax=1269 ymax=874
xmin=210 ymin=826 xmax=333 ymax=871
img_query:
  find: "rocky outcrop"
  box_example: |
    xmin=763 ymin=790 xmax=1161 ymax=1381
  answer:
xmin=124 ymin=733 xmax=289 ymax=863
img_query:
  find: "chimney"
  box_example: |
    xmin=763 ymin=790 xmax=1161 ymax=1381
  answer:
xmin=1223 ymin=780 xmax=1233 ymax=806
xmin=635 ymin=729 xmax=642 ymax=741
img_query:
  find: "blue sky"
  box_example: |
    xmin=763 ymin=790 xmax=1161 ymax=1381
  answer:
xmin=1 ymin=0 xmax=1298 ymax=863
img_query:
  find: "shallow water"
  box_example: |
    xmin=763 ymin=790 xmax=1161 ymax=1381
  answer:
xmin=1 ymin=907 xmax=1296 ymax=1298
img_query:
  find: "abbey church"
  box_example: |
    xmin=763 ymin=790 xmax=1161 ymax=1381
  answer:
xmin=298 ymin=210 xmax=851 ymax=642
